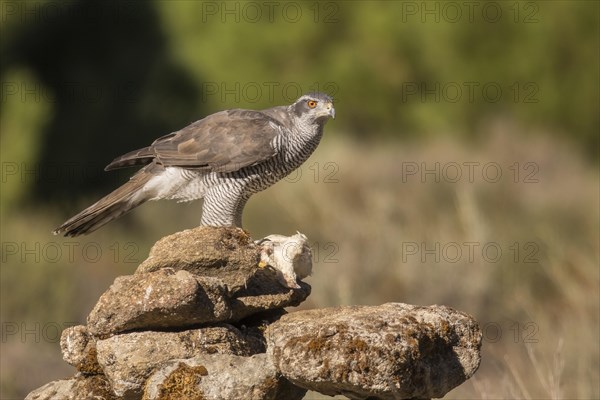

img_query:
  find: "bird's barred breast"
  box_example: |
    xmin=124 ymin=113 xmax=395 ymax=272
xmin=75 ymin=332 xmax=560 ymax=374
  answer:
xmin=203 ymin=133 xmax=321 ymax=195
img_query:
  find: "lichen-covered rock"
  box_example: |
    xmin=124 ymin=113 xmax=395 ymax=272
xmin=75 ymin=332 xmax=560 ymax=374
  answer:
xmin=266 ymin=303 xmax=482 ymax=400
xmin=87 ymin=269 xmax=231 ymax=338
xmin=142 ymin=354 xmax=306 ymax=400
xmin=25 ymin=375 xmax=116 ymax=400
xmin=96 ymin=325 xmax=264 ymax=399
xmin=136 ymin=226 xmax=260 ymax=293
xmin=87 ymin=268 xmax=310 ymax=338
xmin=60 ymin=325 xmax=102 ymax=374
xmin=25 ymin=226 xmax=483 ymax=400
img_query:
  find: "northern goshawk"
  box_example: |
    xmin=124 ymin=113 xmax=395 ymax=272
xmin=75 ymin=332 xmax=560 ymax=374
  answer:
xmin=53 ymin=93 xmax=335 ymax=237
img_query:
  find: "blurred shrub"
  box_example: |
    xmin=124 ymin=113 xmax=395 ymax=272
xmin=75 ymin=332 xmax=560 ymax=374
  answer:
xmin=156 ymin=1 xmax=598 ymax=149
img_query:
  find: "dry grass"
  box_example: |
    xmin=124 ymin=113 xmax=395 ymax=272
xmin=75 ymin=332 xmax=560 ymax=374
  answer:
xmin=1 ymin=125 xmax=598 ymax=399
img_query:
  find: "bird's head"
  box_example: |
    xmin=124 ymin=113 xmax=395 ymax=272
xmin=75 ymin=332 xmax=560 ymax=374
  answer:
xmin=290 ymin=93 xmax=335 ymax=125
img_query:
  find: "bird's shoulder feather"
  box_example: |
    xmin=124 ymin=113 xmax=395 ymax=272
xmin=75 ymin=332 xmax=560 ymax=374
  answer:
xmin=105 ymin=108 xmax=286 ymax=172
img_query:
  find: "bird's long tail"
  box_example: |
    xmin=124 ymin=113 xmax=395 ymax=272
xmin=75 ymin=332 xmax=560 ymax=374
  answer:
xmin=52 ymin=166 xmax=156 ymax=237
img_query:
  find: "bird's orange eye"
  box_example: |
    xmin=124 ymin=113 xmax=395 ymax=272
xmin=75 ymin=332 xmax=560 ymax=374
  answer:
xmin=307 ymin=100 xmax=317 ymax=109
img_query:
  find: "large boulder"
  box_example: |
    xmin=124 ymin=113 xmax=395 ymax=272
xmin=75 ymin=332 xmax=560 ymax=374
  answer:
xmin=87 ymin=269 xmax=230 ymax=338
xmin=266 ymin=303 xmax=482 ymax=400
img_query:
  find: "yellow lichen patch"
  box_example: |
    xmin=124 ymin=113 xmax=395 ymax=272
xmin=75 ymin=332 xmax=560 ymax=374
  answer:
xmin=79 ymin=346 xmax=104 ymax=375
xmin=152 ymin=363 xmax=208 ymax=400
xmin=306 ymin=336 xmax=331 ymax=353
xmin=438 ymin=319 xmax=451 ymax=338
xmin=348 ymin=338 xmax=368 ymax=353
xmin=217 ymin=227 xmax=252 ymax=250
xmin=195 ymin=365 xmax=208 ymax=376
xmin=80 ymin=375 xmax=117 ymax=400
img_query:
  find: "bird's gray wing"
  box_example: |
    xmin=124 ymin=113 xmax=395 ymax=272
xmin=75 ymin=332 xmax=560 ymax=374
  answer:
xmin=105 ymin=109 xmax=283 ymax=172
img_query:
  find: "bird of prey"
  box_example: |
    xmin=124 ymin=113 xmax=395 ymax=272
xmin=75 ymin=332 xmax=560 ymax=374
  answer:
xmin=53 ymin=93 xmax=335 ymax=237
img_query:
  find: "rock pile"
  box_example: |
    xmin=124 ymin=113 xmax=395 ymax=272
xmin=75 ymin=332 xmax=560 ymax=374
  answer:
xmin=26 ymin=227 xmax=482 ymax=400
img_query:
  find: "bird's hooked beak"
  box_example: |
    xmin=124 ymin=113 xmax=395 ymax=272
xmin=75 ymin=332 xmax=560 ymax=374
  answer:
xmin=325 ymin=101 xmax=335 ymax=119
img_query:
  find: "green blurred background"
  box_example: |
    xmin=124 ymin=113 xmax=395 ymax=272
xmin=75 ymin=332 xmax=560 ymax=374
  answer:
xmin=1 ymin=1 xmax=598 ymax=399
